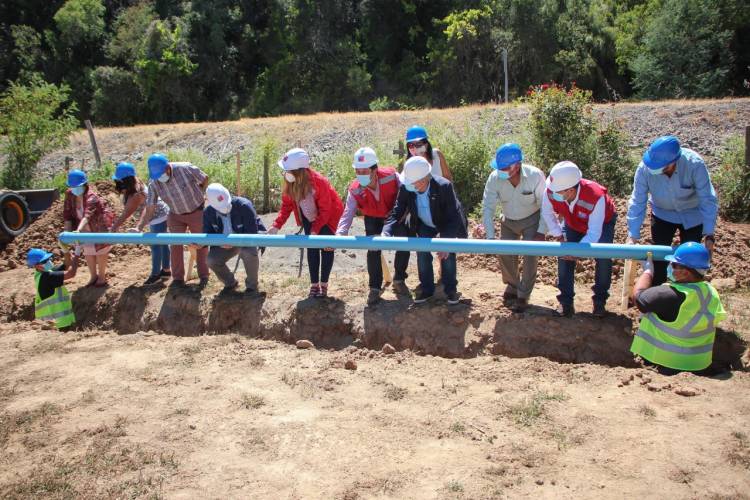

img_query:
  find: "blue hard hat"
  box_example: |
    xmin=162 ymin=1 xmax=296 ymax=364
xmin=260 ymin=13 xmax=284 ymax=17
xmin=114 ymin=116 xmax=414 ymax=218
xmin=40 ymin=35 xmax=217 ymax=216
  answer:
xmin=27 ymin=248 xmax=53 ymax=267
xmin=405 ymin=125 xmax=428 ymax=143
xmin=147 ymin=153 xmax=169 ymax=180
xmin=664 ymin=241 xmax=711 ymax=270
xmin=112 ymin=162 xmax=136 ymax=181
xmin=66 ymin=169 xmax=88 ymax=187
xmin=491 ymin=143 xmax=523 ymax=170
xmin=643 ymin=136 xmax=682 ymax=169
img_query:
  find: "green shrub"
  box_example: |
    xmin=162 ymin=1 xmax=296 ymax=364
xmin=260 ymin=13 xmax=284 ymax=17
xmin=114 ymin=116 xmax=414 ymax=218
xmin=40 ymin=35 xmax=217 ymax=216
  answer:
xmin=592 ymin=112 xmax=637 ymax=197
xmin=526 ymin=83 xmax=596 ymax=173
xmin=713 ymin=136 xmax=750 ymax=222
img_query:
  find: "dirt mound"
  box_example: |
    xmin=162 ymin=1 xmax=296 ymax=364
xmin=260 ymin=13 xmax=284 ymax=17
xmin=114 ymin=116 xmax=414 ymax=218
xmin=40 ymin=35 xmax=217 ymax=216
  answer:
xmin=460 ymin=198 xmax=750 ymax=289
xmin=0 ymin=181 xmax=148 ymax=272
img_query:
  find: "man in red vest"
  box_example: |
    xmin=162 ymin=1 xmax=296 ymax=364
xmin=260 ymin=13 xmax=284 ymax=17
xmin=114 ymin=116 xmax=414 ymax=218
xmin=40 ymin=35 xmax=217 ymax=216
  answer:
xmin=336 ymin=147 xmax=411 ymax=305
xmin=541 ymin=161 xmax=617 ymax=318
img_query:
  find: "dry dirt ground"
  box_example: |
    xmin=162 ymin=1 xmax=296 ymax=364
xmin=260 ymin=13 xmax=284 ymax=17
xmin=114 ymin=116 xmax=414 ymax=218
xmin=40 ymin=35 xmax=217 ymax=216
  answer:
xmin=1 ymin=251 xmax=749 ymax=498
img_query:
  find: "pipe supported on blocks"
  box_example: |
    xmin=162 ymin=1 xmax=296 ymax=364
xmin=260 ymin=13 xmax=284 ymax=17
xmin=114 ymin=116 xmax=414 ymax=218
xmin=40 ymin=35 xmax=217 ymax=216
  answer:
xmin=59 ymin=232 xmax=674 ymax=261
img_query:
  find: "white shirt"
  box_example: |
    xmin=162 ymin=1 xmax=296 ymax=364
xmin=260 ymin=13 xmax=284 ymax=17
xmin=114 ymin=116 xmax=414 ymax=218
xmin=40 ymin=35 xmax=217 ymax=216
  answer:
xmin=482 ymin=164 xmax=547 ymax=238
xmin=541 ymin=186 xmax=606 ymax=244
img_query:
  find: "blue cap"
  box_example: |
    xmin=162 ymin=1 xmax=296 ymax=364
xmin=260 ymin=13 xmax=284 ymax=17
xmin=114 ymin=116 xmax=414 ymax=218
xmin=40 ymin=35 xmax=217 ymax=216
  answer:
xmin=66 ymin=169 xmax=88 ymax=188
xmin=147 ymin=153 xmax=169 ymax=180
xmin=112 ymin=162 xmax=136 ymax=181
xmin=27 ymin=248 xmax=53 ymax=267
xmin=405 ymin=126 xmax=428 ymax=143
xmin=643 ymin=136 xmax=682 ymax=169
xmin=491 ymin=143 xmax=523 ymax=170
xmin=664 ymin=241 xmax=711 ymax=270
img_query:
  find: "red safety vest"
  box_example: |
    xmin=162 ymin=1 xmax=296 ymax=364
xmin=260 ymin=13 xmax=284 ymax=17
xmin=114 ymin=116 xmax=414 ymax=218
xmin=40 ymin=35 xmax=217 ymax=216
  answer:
xmin=348 ymin=167 xmax=399 ymax=218
xmin=547 ymin=179 xmax=616 ymax=234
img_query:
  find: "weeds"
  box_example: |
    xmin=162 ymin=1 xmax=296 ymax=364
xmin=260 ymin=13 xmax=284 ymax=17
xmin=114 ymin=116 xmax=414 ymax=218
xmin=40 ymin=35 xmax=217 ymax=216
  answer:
xmin=239 ymin=393 xmax=266 ymax=410
xmin=505 ymin=390 xmax=568 ymax=427
xmin=450 ymin=422 xmax=466 ymax=434
xmin=445 ymin=480 xmax=464 ymax=493
xmin=714 ymin=135 xmax=750 ymax=222
xmin=727 ymin=430 xmax=750 ymax=469
xmin=638 ymin=405 xmax=656 ymax=418
xmin=383 ymin=384 xmax=407 ymax=401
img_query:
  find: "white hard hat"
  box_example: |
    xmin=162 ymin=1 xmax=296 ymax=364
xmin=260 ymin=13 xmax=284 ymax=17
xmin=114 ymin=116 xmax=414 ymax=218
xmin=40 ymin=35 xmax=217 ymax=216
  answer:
xmin=206 ymin=183 xmax=232 ymax=213
xmin=401 ymin=156 xmax=431 ymax=184
xmin=278 ymin=148 xmax=310 ymax=171
xmin=352 ymin=147 xmax=378 ymax=169
xmin=547 ymin=161 xmax=582 ymax=192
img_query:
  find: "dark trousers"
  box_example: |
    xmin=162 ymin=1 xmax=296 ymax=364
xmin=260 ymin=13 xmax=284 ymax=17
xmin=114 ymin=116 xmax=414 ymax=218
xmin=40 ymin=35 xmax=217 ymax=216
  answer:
xmin=416 ymin=224 xmax=457 ymax=295
xmin=364 ymin=216 xmax=410 ymax=289
xmin=557 ymin=216 xmax=616 ymax=307
xmin=650 ymin=215 xmax=702 ymax=286
xmin=301 ymin=216 xmax=334 ymax=284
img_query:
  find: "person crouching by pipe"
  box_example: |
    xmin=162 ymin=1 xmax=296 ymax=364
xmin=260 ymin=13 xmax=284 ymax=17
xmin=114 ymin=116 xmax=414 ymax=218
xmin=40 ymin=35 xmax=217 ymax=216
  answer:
xmin=27 ymin=247 xmax=78 ymax=331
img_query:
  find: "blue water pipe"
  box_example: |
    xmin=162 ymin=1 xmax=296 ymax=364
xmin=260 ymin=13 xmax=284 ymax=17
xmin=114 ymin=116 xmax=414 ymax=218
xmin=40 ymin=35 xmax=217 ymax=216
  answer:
xmin=59 ymin=232 xmax=673 ymax=260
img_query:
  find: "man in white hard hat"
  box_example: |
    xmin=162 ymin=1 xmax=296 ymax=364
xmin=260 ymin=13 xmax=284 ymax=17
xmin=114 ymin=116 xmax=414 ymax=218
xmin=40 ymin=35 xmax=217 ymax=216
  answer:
xmin=336 ymin=147 xmax=411 ymax=305
xmin=541 ymin=161 xmax=617 ymax=317
xmin=382 ymin=156 xmax=467 ymax=305
xmin=202 ymin=183 xmax=266 ymax=294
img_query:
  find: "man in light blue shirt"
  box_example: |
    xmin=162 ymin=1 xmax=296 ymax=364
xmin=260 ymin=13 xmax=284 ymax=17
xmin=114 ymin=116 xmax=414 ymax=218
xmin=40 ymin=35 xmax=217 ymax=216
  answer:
xmin=626 ymin=136 xmax=718 ymax=285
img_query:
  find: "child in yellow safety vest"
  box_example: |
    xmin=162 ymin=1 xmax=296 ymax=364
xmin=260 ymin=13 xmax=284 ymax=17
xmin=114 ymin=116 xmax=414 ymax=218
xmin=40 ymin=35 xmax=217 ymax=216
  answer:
xmin=630 ymin=242 xmax=725 ymax=374
xmin=27 ymin=248 xmax=78 ymax=331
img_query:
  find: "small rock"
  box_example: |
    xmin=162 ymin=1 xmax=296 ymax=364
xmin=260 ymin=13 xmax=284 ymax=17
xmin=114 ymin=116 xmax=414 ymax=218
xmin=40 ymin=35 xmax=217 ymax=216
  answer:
xmin=344 ymin=359 xmax=357 ymax=370
xmin=536 ymin=479 xmax=544 ymax=485
xmin=674 ymin=387 xmax=699 ymax=397
xmin=296 ymin=339 xmax=314 ymax=349
xmin=620 ymin=374 xmax=634 ymax=386
xmin=382 ymin=343 xmax=396 ymax=355
xmin=646 ymin=383 xmax=661 ymax=392
xmin=189 ymin=424 xmax=196 ymax=430
xmin=639 ymin=376 xmax=652 ymax=385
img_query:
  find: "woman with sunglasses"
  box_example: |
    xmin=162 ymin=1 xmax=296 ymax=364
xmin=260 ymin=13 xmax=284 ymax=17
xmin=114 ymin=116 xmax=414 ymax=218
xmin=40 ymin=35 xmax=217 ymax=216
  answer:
xmin=110 ymin=162 xmax=171 ymax=286
xmin=404 ymin=125 xmax=453 ymax=181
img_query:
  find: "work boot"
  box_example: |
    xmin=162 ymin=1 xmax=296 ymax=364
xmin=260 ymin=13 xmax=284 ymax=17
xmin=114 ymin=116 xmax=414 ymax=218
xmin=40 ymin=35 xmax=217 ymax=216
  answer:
xmin=445 ymin=291 xmax=461 ymax=305
xmin=220 ymin=281 xmax=239 ymax=294
xmin=198 ymin=277 xmax=209 ymax=289
xmin=367 ymin=287 xmax=383 ymax=305
xmin=170 ymin=279 xmax=186 ymax=289
xmin=592 ymin=303 xmax=607 ymax=318
xmin=413 ymin=290 xmax=433 ymax=304
xmin=143 ymin=275 xmax=161 ymax=287
xmin=555 ymin=303 xmax=574 ymax=318
xmin=503 ymin=290 xmax=517 ymax=306
xmin=512 ymin=298 xmax=529 ymax=312
xmin=392 ymin=280 xmax=409 ymax=296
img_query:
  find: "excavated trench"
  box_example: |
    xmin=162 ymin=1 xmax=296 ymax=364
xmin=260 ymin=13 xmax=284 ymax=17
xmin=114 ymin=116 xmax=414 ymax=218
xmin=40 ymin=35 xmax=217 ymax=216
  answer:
xmin=2 ymin=273 xmax=747 ymax=372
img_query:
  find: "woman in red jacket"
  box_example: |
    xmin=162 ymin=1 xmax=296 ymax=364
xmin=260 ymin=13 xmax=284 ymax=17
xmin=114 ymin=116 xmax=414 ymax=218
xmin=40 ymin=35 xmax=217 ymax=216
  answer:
xmin=268 ymin=148 xmax=344 ymax=297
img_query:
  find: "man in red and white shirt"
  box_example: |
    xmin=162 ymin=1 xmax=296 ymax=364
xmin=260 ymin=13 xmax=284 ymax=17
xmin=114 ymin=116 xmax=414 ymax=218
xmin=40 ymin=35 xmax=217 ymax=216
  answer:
xmin=541 ymin=161 xmax=617 ymax=318
xmin=336 ymin=147 xmax=410 ymax=305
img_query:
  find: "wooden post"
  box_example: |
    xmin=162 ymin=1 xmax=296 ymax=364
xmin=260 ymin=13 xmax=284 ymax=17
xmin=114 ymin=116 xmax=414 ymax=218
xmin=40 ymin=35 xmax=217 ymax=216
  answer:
xmin=745 ymin=125 xmax=749 ymax=166
xmin=392 ymin=140 xmax=406 ymax=159
xmin=263 ymin=150 xmax=270 ymax=213
xmin=64 ymin=156 xmax=72 ymax=173
xmin=84 ymin=120 xmax=101 ymax=169
xmin=235 ymin=151 xmax=241 ymax=196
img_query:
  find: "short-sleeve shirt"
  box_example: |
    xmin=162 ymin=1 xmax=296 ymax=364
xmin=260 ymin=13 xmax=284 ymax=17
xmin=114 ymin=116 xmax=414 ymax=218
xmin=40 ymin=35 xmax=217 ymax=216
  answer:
xmin=146 ymin=163 xmax=207 ymax=215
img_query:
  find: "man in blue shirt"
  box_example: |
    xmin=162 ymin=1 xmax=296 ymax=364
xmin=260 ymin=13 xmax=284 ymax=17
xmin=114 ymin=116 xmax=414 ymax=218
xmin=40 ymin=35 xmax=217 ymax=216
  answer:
xmin=382 ymin=156 xmax=467 ymax=304
xmin=626 ymin=136 xmax=718 ymax=285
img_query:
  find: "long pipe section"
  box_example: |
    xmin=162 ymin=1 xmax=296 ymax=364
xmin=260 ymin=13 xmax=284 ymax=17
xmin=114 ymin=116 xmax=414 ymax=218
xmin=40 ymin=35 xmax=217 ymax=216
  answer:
xmin=59 ymin=232 xmax=673 ymax=260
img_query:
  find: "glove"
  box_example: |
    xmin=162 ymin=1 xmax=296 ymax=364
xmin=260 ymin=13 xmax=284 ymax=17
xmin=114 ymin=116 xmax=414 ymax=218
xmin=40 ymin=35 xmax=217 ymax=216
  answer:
xmin=640 ymin=259 xmax=654 ymax=274
xmin=626 ymin=236 xmax=639 ymax=245
xmin=126 ymin=228 xmax=139 ymax=233
xmin=267 ymin=226 xmax=279 ymax=235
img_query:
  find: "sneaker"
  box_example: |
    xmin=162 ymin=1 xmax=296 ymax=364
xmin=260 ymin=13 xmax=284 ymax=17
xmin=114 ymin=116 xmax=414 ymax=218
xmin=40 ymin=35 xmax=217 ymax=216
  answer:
xmin=317 ymin=283 xmax=329 ymax=298
xmin=512 ymin=298 xmax=529 ymax=312
xmin=392 ymin=280 xmax=410 ymax=296
xmin=198 ymin=277 xmax=209 ymax=288
xmin=592 ymin=303 xmax=607 ymax=318
xmin=503 ymin=290 xmax=517 ymax=305
xmin=143 ymin=275 xmax=161 ymax=286
xmin=446 ymin=291 xmax=461 ymax=305
xmin=309 ymin=284 xmax=320 ymax=298
xmin=220 ymin=281 xmax=239 ymax=294
xmin=414 ymin=290 xmax=434 ymax=304
xmin=367 ymin=287 xmax=383 ymax=305
xmin=555 ymin=304 xmax=574 ymax=318
xmin=170 ymin=279 xmax=186 ymax=289
xmin=159 ymin=270 xmax=172 ymax=279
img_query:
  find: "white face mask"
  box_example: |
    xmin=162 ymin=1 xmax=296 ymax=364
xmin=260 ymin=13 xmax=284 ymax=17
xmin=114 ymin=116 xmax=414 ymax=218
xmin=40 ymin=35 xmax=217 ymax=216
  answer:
xmin=43 ymin=261 xmax=54 ymax=271
xmin=414 ymin=145 xmax=427 ymax=155
xmin=158 ymin=173 xmax=170 ymax=183
xmin=71 ymin=186 xmax=85 ymax=196
xmin=284 ymin=172 xmax=296 ymax=183
xmin=218 ymin=205 xmax=231 ymax=215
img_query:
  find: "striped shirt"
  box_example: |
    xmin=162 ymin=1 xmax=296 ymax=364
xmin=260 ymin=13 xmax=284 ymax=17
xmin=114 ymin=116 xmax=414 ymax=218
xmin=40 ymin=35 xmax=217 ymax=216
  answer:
xmin=147 ymin=162 xmax=207 ymax=215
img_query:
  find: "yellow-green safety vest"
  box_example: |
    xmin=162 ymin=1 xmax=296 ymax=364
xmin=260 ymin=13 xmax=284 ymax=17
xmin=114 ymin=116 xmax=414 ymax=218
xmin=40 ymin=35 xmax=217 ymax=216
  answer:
xmin=34 ymin=271 xmax=75 ymax=329
xmin=631 ymin=281 xmax=726 ymax=372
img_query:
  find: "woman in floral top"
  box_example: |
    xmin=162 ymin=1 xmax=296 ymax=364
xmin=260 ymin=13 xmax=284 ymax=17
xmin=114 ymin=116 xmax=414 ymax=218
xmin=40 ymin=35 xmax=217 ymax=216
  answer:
xmin=62 ymin=170 xmax=114 ymax=287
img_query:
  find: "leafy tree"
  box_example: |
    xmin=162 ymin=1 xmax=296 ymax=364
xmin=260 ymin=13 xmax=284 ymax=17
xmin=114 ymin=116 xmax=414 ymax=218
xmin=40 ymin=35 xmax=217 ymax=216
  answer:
xmin=0 ymin=78 xmax=78 ymax=190
xmin=53 ymin=0 xmax=106 ymax=48
xmin=90 ymin=66 xmax=144 ymax=124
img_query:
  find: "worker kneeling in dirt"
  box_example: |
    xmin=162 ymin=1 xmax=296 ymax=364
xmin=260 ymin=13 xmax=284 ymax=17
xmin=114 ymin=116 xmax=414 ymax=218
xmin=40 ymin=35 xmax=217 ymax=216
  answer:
xmin=336 ymin=147 xmax=411 ymax=305
xmin=382 ymin=156 xmax=467 ymax=305
xmin=27 ymin=248 xmax=78 ymax=331
xmin=542 ymin=161 xmax=617 ymax=318
xmin=630 ymin=242 xmax=726 ymax=375
xmin=203 ymin=183 xmax=266 ymax=295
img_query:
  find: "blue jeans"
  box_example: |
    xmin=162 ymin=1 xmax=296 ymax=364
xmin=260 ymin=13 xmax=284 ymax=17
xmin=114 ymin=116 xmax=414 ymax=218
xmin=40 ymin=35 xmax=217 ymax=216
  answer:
xmin=416 ymin=224 xmax=457 ymax=295
xmin=557 ymin=216 xmax=616 ymax=307
xmin=150 ymin=220 xmax=171 ymax=277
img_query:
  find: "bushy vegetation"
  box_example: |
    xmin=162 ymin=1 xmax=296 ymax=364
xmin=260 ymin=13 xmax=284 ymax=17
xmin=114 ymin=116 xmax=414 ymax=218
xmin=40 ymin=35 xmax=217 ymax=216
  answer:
xmin=713 ymin=136 xmax=750 ymax=222
xmin=1 ymin=0 xmax=747 ymax=126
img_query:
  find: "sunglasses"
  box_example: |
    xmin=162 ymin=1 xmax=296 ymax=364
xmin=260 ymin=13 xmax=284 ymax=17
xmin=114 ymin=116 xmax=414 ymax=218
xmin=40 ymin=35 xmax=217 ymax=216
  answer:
xmin=407 ymin=140 xmax=427 ymax=149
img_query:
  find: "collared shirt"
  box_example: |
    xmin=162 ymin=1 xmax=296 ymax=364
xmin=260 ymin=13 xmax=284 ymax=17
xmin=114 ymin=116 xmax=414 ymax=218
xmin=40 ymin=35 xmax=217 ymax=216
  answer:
xmin=541 ymin=185 xmax=606 ymax=243
xmin=147 ymin=162 xmax=207 ymax=215
xmin=218 ymin=212 xmax=233 ymax=235
xmin=482 ymin=163 xmax=547 ymax=238
xmin=627 ymin=148 xmax=718 ymax=237
xmin=416 ymin=185 xmax=435 ymax=228
xmin=336 ymin=182 xmax=382 ymax=236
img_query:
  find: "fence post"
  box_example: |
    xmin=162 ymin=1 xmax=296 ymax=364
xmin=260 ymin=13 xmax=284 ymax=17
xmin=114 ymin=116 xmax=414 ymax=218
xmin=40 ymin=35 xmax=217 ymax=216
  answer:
xmin=392 ymin=140 xmax=406 ymax=159
xmin=64 ymin=156 xmax=72 ymax=173
xmin=84 ymin=120 xmax=101 ymax=169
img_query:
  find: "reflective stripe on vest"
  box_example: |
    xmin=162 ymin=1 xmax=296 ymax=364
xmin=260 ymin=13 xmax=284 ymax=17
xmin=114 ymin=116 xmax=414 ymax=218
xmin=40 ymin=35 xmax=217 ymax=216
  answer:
xmin=576 ymin=199 xmax=594 ymax=211
xmin=631 ymin=282 xmax=723 ymax=371
xmin=34 ymin=271 xmax=75 ymax=329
